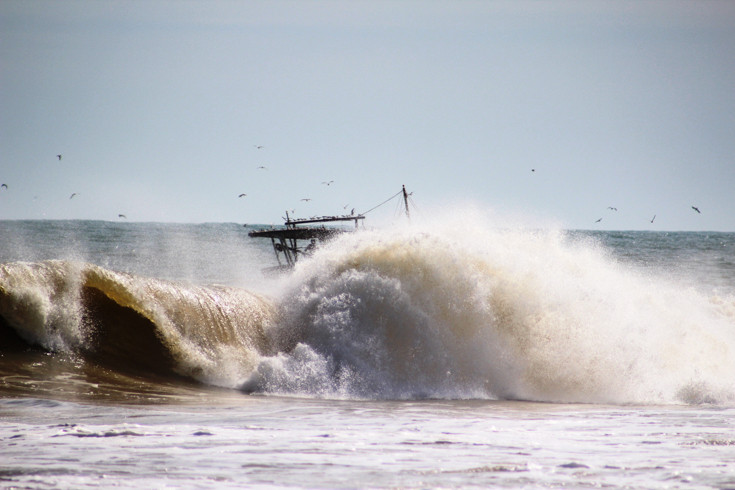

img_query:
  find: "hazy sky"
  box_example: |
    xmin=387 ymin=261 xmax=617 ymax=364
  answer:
xmin=2 ymin=0 xmax=734 ymax=230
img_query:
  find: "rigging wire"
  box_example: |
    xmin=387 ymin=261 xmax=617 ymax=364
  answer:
xmin=360 ymin=189 xmax=404 ymax=215
xmin=406 ymin=194 xmax=419 ymax=215
xmin=393 ymin=198 xmax=405 ymax=219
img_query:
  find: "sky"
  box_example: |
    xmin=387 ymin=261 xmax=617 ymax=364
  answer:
xmin=1 ymin=0 xmax=734 ymax=231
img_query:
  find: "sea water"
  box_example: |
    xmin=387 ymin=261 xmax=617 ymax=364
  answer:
xmin=1 ymin=216 xmax=735 ymax=488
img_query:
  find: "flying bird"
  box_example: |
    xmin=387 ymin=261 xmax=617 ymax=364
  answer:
xmin=0 ymin=183 xmax=7 ymax=190
xmin=238 ymin=193 xmax=247 ymax=198
xmin=118 ymin=214 xmax=127 ymax=219
xmin=254 ymin=145 xmax=264 ymax=150
xmin=607 ymin=207 xmax=617 ymax=211
xmin=531 ymin=168 xmax=535 ymax=172
xmin=322 ymin=180 xmax=334 ymax=186
xmin=256 ymin=166 xmax=267 ymax=170
xmin=69 ymin=193 xmax=77 ymax=199
xmin=595 ymin=218 xmax=602 ymax=223
xmin=691 ymin=206 xmax=701 ymax=214
xmin=56 ymin=154 xmax=62 ymax=160
xmin=301 ymin=198 xmax=312 ymax=202
xmin=650 ymin=214 xmax=656 ymax=223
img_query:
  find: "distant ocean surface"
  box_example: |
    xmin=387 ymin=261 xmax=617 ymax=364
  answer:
xmin=2 ymin=219 xmax=735 ymax=489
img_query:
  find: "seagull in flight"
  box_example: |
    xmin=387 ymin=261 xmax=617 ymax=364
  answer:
xmin=650 ymin=214 xmax=656 ymax=223
xmin=301 ymin=198 xmax=312 ymax=202
xmin=691 ymin=206 xmax=701 ymax=214
xmin=69 ymin=193 xmax=77 ymax=199
xmin=607 ymin=207 xmax=617 ymax=211
xmin=322 ymin=180 xmax=334 ymax=186
xmin=254 ymin=145 xmax=264 ymax=150
xmin=56 ymin=154 xmax=62 ymax=160
xmin=118 ymin=214 xmax=127 ymax=219
xmin=0 ymin=183 xmax=7 ymax=190
xmin=238 ymin=193 xmax=247 ymax=198
xmin=595 ymin=217 xmax=602 ymax=223
xmin=256 ymin=166 xmax=267 ymax=170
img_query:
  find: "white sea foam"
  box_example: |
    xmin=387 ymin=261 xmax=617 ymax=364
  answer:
xmin=242 ymin=209 xmax=735 ymax=404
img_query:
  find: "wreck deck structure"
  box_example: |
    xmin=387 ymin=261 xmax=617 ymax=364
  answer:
xmin=248 ymin=186 xmax=411 ymax=273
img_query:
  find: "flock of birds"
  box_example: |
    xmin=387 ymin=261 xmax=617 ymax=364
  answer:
xmin=0 ymin=146 xmax=342 ymax=222
xmin=0 ymin=153 xmax=704 ymax=226
xmin=235 ymin=146 xmax=345 ymax=215
xmin=0 ymin=153 xmax=130 ymax=218
xmin=592 ymin=204 xmax=702 ymax=224
xmin=529 ymin=168 xmax=703 ymax=225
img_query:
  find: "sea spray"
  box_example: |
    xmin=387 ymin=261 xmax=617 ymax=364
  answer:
xmin=244 ymin=218 xmax=735 ymax=404
xmin=285 ymin=229 xmax=520 ymax=400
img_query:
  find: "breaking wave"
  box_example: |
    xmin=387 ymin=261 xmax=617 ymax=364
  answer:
xmin=2 ymin=219 xmax=735 ymax=405
xmin=0 ymin=260 xmax=274 ymax=386
xmin=244 ymin=222 xmax=735 ymax=405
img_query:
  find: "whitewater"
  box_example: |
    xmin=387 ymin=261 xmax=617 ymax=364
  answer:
xmin=2 ymin=215 xmax=735 ymax=488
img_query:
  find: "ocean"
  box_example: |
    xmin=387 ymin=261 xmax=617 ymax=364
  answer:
xmin=1 ymin=218 xmax=735 ymax=489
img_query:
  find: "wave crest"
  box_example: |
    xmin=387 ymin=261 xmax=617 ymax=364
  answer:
xmin=0 ymin=260 xmax=275 ymax=387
